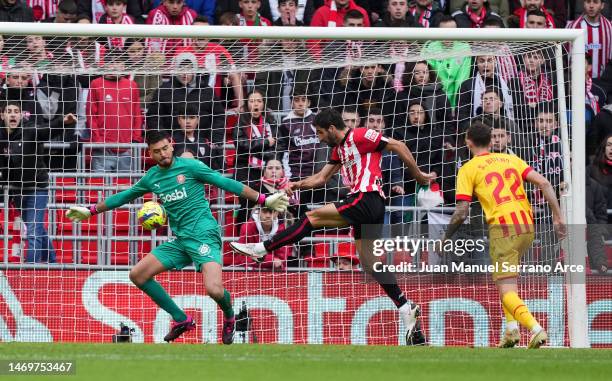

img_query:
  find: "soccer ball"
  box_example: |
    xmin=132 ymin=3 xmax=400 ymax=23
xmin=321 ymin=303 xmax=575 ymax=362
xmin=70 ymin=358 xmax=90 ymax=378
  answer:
xmin=137 ymin=201 xmax=166 ymax=230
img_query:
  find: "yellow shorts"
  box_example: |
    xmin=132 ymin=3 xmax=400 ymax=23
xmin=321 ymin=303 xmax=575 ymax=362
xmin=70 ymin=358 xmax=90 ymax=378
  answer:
xmin=489 ymin=232 xmax=535 ymax=281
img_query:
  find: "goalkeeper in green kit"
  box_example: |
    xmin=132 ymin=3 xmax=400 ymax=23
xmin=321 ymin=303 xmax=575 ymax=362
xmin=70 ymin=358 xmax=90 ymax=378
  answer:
xmin=65 ymin=131 xmax=289 ymax=344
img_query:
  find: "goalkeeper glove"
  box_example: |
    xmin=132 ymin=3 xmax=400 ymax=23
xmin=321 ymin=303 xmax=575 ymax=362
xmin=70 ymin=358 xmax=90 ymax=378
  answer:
xmin=257 ymin=192 xmax=289 ymax=212
xmin=66 ymin=205 xmax=98 ymax=222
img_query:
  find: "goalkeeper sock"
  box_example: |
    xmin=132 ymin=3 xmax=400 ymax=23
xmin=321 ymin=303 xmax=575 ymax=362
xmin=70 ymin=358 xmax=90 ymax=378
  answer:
xmin=264 ymin=216 xmax=314 ymax=252
xmin=138 ymin=279 xmax=187 ymax=322
xmin=371 ymin=271 xmax=408 ymax=308
xmin=502 ymin=303 xmax=519 ymax=331
xmin=212 ymin=289 xmax=235 ymax=319
xmin=502 ymin=291 xmax=541 ymax=333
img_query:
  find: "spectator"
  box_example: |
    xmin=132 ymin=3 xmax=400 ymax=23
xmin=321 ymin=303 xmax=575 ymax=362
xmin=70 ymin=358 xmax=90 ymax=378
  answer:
xmin=232 ymin=206 xmax=292 ymax=270
xmin=28 ymin=0 xmax=58 ymax=22
xmin=567 ymin=0 xmax=612 ymax=79
xmin=172 ymin=103 xmax=222 ymax=170
xmin=332 ymin=251 xmax=359 ymax=270
xmin=388 ymin=60 xmax=451 ymax=129
xmin=258 ymin=158 xmax=299 ymax=217
xmin=236 ymin=0 xmax=272 ymax=75
xmin=276 ymin=85 xmax=318 ymax=180
xmin=310 ymin=0 xmax=370 ymax=27
xmin=510 ymin=0 xmax=567 ymax=28
xmin=586 ymin=174 xmax=610 ymax=273
xmin=98 ymin=0 xmax=136 ymax=49
xmin=80 ymin=0 xmax=144 ymax=23
xmin=151 ymin=0 xmax=216 ymax=23
xmin=33 ymin=60 xmax=78 ymax=171
xmin=146 ymin=0 xmax=197 ymax=55
xmin=124 ymin=37 xmax=165 ymax=108
xmin=450 ymin=0 xmax=504 ymax=28
xmin=87 ymin=50 xmax=143 ymax=172
xmin=508 ymin=1 xmax=556 ymax=28
xmin=0 ymin=70 xmax=36 ymax=123
xmin=216 ymin=0 xmax=274 ymax=24
xmin=24 ymin=35 xmax=53 ymax=70
xmin=0 ymin=0 xmax=34 ymax=22
xmin=482 ymin=19 xmax=518 ymax=81
xmin=390 ymin=101 xmax=442 ymax=223
xmin=457 ymin=55 xmax=514 ymax=123
xmin=0 ymin=101 xmax=57 ymax=263
xmin=255 ymin=39 xmax=320 ymax=112
xmin=587 ymin=134 xmax=612 ymax=223
xmin=528 ymin=106 xmax=564 ymax=200
xmin=233 ymin=88 xmax=278 ymax=187
xmin=341 ymin=106 xmax=360 ymax=128
xmin=586 ymin=54 xmax=606 ymax=126
xmin=146 ymin=51 xmax=226 ymax=145
xmin=272 ymin=0 xmax=313 ymax=25
xmin=588 ymin=75 xmax=612 ymax=157
xmin=330 ymin=64 xmax=393 ymax=117
xmin=490 ymin=120 xmax=514 ymax=154
xmin=192 ymin=16 xmax=244 ymax=112
xmin=373 ymin=0 xmax=420 ymax=27
xmin=42 ymin=0 xmax=77 ymax=23
xmin=408 ymin=0 xmax=443 ymax=27
xmin=421 ymin=16 xmax=472 ymax=108
xmin=509 ymin=50 xmax=555 ymax=123
xmin=0 ymin=35 xmax=12 ymax=86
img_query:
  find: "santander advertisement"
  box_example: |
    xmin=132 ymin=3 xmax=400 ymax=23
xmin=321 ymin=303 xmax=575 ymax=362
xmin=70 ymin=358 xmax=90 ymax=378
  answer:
xmin=0 ymin=270 xmax=610 ymax=347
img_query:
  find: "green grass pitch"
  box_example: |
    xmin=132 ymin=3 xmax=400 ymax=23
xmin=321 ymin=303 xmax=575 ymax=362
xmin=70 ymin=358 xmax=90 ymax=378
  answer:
xmin=1 ymin=343 xmax=611 ymax=381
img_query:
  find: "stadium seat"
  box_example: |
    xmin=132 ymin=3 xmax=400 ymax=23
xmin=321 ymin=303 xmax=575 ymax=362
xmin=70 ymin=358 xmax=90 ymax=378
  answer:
xmin=54 ymin=177 xmax=77 ymax=203
xmin=85 ymin=177 xmax=105 ymax=203
xmin=110 ymin=240 xmax=130 ymax=265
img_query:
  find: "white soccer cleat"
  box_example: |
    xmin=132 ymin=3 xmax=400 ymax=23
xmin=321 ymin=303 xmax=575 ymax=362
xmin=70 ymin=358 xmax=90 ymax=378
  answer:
xmin=528 ymin=329 xmax=548 ymax=349
xmin=497 ymin=329 xmax=521 ymax=348
xmin=230 ymin=242 xmax=267 ymax=262
xmin=399 ymin=303 xmax=421 ymax=345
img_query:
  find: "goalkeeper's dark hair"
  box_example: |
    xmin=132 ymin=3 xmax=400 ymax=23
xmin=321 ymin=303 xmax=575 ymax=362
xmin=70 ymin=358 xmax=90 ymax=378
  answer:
xmin=466 ymin=120 xmax=492 ymax=148
xmin=314 ymin=108 xmax=346 ymax=130
xmin=146 ymin=130 xmax=171 ymax=146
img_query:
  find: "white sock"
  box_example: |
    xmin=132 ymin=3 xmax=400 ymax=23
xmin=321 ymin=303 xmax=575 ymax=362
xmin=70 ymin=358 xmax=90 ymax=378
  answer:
xmin=506 ymin=321 xmax=519 ymax=331
xmin=254 ymin=242 xmax=267 ymax=255
xmin=398 ymin=302 xmax=413 ymax=314
xmin=530 ymin=324 xmax=543 ymax=335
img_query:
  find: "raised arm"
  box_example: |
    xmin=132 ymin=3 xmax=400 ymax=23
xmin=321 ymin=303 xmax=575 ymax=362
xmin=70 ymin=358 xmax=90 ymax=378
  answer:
xmin=290 ymin=163 xmax=342 ymax=192
xmin=384 ymin=138 xmax=434 ymax=185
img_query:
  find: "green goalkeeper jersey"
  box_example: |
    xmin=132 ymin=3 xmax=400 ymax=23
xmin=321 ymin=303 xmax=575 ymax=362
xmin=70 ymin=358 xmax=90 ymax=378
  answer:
xmin=105 ymin=156 xmax=244 ymax=237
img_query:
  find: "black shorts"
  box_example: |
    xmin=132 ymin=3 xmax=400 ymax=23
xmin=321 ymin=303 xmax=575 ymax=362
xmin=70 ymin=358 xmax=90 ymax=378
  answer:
xmin=334 ymin=192 xmax=385 ymax=239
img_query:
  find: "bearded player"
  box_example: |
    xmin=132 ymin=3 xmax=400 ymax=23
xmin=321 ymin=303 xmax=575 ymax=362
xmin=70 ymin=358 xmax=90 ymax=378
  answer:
xmin=444 ymin=121 xmax=567 ymax=348
xmin=230 ymin=108 xmax=435 ymax=344
xmin=65 ymin=131 xmax=289 ymax=344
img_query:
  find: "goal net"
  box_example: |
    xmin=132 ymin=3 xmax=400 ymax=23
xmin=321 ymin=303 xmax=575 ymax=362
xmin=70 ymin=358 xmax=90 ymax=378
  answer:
xmin=0 ymin=24 xmax=603 ymax=347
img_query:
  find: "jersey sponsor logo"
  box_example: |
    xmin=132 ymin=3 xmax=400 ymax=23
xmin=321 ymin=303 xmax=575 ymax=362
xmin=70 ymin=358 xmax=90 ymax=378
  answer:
xmin=364 ymin=129 xmax=379 ymax=142
xmin=199 ymin=243 xmax=211 ymax=256
xmin=159 ymin=186 xmax=187 ymax=203
xmin=176 ymin=174 xmax=186 ymax=184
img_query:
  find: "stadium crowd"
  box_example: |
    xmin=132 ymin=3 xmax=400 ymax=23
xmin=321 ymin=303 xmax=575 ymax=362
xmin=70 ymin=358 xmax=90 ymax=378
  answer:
xmin=0 ymin=0 xmax=610 ymax=272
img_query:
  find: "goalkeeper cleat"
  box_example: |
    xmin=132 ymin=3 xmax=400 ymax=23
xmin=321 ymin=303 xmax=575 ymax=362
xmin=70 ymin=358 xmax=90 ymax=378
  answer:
xmin=528 ymin=329 xmax=548 ymax=349
xmin=400 ymin=303 xmax=421 ymax=345
xmin=164 ymin=315 xmax=196 ymax=342
xmin=222 ymin=317 xmax=235 ymax=345
xmin=406 ymin=319 xmax=427 ymax=346
xmin=230 ymin=242 xmax=267 ymax=263
xmin=497 ymin=329 xmax=521 ymax=348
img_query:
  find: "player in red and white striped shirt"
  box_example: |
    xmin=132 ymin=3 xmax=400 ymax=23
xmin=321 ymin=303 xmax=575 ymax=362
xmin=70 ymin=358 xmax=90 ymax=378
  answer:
xmin=231 ymin=108 xmax=434 ymax=345
xmin=567 ymin=0 xmax=612 ymax=78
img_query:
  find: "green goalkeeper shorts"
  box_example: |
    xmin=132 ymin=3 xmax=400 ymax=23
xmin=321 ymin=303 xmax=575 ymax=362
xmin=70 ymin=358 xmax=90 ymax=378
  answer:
xmin=152 ymin=227 xmax=222 ymax=271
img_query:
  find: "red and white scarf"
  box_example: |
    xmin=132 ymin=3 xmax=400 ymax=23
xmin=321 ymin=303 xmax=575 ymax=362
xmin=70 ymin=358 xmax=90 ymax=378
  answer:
xmin=92 ymin=0 xmax=106 ymax=24
xmin=465 ymin=5 xmax=486 ymax=28
xmin=327 ymin=1 xmax=338 ymax=27
xmin=246 ymin=116 xmax=272 ymax=169
xmin=147 ymin=7 xmax=195 ymax=54
xmin=106 ymin=14 xmax=134 ymax=48
xmin=516 ymin=6 xmax=555 ymax=28
xmin=261 ymin=176 xmax=299 ymax=205
xmin=586 ymin=77 xmax=600 ymax=114
xmin=518 ymin=72 xmax=553 ymax=104
xmin=408 ymin=4 xmax=432 ymax=28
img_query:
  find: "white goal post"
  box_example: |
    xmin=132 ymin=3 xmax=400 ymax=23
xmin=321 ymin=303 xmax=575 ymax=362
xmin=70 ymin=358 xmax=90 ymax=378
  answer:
xmin=0 ymin=22 xmax=588 ymax=347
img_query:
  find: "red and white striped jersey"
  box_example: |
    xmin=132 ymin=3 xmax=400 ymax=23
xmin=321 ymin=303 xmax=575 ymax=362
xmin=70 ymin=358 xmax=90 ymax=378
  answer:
xmin=567 ymin=15 xmax=612 ymax=78
xmin=329 ymin=128 xmax=388 ymax=197
xmin=28 ymin=0 xmax=58 ymax=22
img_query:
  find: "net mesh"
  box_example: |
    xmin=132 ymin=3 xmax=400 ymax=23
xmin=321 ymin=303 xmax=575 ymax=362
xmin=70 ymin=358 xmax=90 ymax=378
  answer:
xmin=0 ymin=30 xmax=606 ymax=347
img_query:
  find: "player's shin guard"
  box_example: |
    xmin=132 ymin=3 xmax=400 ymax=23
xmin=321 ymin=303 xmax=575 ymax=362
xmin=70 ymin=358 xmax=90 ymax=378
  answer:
xmin=502 ymin=291 xmax=541 ymax=333
xmin=370 ymin=271 xmax=408 ymax=308
xmin=264 ymin=216 xmax=314 ymax=252
xmin=138 ymin=279 xmax=187 ymax=322
xmin=212 ymin=289 xmax=235 ymax=319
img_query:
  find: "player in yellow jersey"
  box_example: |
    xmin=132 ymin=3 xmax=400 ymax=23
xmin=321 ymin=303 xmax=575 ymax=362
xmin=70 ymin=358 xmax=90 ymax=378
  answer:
xmin=443 ymin=121 xmax=567 ymax=349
